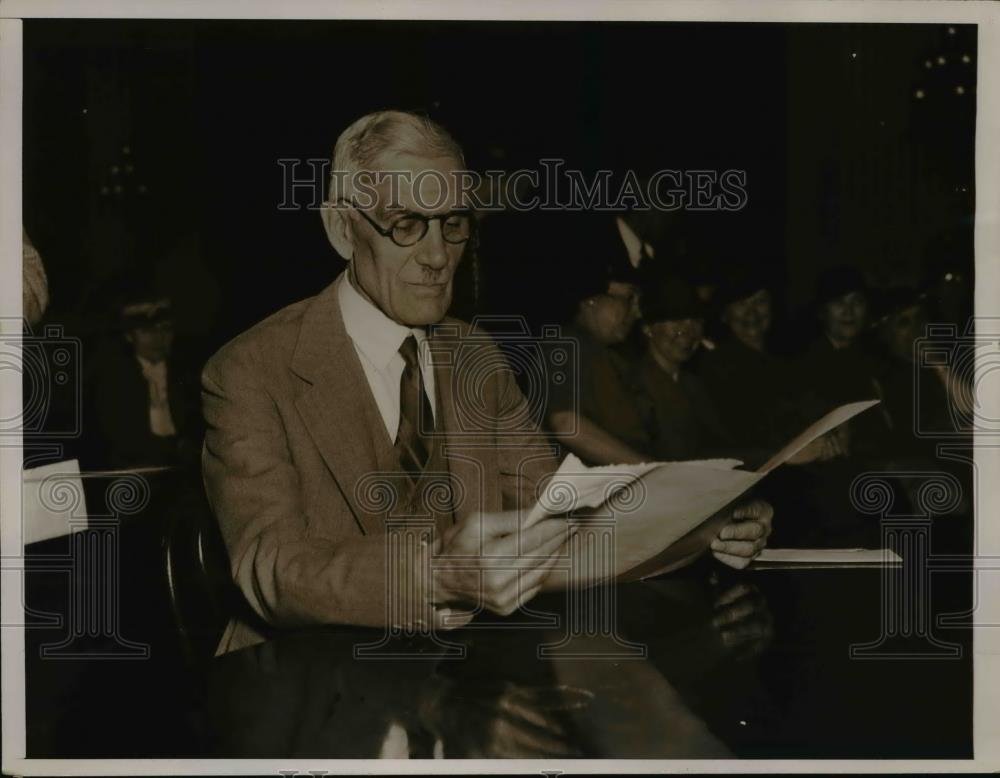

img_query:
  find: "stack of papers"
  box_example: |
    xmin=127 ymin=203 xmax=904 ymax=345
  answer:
xmin=21 ymin=459 xmax=87 ymax=545
xmin=751 ymin=548 xmax=902 ymax=569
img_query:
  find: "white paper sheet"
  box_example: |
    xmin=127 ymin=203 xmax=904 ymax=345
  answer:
xmin=21 ymin=459 xmax=88 ymax=545
xmin=526 ymin=454 xmax=743 ymax=526
xmin=531 ymin=401 xmax=880 ymax=584
xmin=752 ymin=547 xmax=903 ymax=567
xmin=756 ymin=399 xmax=880 ymax=474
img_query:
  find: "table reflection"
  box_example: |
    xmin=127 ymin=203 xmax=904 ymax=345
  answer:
xmin=206 ymin=575 xmax=772 ymax=758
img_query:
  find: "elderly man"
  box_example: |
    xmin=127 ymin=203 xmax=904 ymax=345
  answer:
xmin=202 ymin=110 xmax=772 ymax=654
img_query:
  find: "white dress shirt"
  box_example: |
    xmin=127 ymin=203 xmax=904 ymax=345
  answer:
xmin=338 ymin=273 xmax=437 ymax=442
xmin=136 ymin=355 xmax=177 ymax=437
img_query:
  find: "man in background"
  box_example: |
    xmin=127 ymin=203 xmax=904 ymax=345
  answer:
xmin=86 ymin=291 xmax=201 ymax=469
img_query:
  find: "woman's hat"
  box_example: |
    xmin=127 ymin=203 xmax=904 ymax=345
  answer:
xmin=640 ymin=266 xmax=704 ymax=323
xmin=814 ymin=264 xmax=866 ymax=307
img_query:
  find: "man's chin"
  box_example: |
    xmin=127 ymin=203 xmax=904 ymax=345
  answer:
xmin=400 ymin=298 xmax=452 ymax=327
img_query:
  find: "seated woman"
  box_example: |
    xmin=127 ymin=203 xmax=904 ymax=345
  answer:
xmin=873 ymin=288 xmax=973 ymax=452
xmin=544 ymin=215 xmax=652 ymax=466
xmin=632 ymin=272 xmax=734 ymax=463
xmin=758 ymin=264 xmax=890 ymax=547
xmin=799 ymin=264 xmax=889 ymax=465
xmin=698 ymin=269 xmax=837 ymax=462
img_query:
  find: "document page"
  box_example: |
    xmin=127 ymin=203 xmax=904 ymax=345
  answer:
xmin=532 ymin=401 xmax=881 ymax=584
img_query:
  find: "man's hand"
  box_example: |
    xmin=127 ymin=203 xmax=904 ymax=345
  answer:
xmin=786 ymin=431 xmax=847 ymax=464
xmin=710 ymin=500 xmax=773 ymax=570
xmin=431 ymin=511 xmax=568 ymax=622
xmin=711 ymin=581 xmax=774 ymax=660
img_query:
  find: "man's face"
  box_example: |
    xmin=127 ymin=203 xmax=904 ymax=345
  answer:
xmin=347 ymin=153 xmax=467 ymax=327
xmin=725 ymin=288 xmax=772 ymax=351
xmin=882 ymin=303 xmax=926 ymax=363
xmin=582 ymin=281 xmax=640 ymax=344
xmin=127 ymin=320 xmax=174 ymax=363
xmin=821 ymin=290 xmax=867 ymax=345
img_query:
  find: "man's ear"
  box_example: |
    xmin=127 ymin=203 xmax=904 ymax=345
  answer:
xmin=321 ymin=204 xmax=355 ymax=260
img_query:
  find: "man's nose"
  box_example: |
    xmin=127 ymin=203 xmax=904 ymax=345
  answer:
xmin=414 ymin=221 xmax=450 ymax=270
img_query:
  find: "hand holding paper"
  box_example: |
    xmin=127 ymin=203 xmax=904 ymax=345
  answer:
xmin=709 ymin=500 xmax=774 ymax=570
xmin=432 ymin=509 xmax=568 ymax=624
xmin=530 ymin=400 xmax=881 ymax=587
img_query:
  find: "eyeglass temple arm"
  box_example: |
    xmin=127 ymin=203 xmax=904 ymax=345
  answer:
xmin=336 ymin=197 xmax=395 ymax=238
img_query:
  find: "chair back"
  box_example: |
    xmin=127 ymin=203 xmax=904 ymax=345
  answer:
xmin=162 ymin=479 xmax=239 ymax=663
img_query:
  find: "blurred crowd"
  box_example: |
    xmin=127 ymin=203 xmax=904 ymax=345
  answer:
xmin=478 ymin=210 xmax=975 ymax=548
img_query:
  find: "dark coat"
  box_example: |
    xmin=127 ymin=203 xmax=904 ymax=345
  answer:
xmin=84 ymin=339 xmax=201 ymax=470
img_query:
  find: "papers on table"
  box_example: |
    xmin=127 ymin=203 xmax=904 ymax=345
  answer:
xmin=531 ymin=400 xmax=881 ymax=585
xmin=21 ymin=459 xmax=88 ymax=545
xmin=752 ymin=547 xmax=902 ymax=569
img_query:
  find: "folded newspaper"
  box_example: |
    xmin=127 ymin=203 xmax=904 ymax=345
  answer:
xmin=531 ymin=400 xmax=880 ymax=585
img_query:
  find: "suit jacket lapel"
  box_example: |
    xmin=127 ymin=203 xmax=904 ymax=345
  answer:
xmin=292 ymin=275 xmax=384 ymax=536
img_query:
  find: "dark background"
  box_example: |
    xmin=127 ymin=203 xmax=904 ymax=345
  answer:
xmin=23 ymin=19 xmax=976 ymax=355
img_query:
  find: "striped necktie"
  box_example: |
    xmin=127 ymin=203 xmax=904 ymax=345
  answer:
xmin=395 ymin=334 xmax=433 ymax=479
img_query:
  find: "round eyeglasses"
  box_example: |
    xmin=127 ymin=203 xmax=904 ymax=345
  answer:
xmin=338 ymin=198 xmax=473 ymax=248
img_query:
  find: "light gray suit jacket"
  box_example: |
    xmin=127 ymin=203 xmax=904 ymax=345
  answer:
xmin=202 ymin=273 xmax=560 ymax=654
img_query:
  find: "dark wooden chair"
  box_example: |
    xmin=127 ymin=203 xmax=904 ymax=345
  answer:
xmin=161 ymin=480 xmax=241 ymax=664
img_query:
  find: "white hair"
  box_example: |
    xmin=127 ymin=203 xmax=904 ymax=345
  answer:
xmin=328 ymin=110 xmax=465 ymax=207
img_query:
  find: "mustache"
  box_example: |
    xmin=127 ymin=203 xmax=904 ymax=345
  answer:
xmin=416 ymin=268 xmax=452 ymax=284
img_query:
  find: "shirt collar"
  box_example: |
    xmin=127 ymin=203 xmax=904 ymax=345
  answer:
xmin=135 ymin=354 xmax=167 ymax=373
xmin=338 ymin=273 xmax=427 ymax=369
